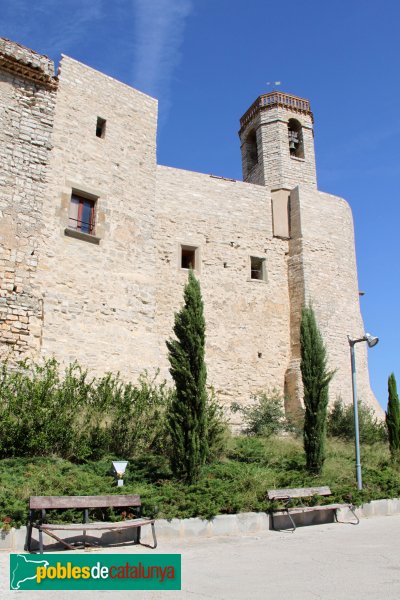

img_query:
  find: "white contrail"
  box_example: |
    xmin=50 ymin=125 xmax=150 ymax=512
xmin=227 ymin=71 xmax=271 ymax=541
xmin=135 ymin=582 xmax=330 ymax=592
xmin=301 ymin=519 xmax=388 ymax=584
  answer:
xmin=132 ymin=0 xmax=193 ymax=111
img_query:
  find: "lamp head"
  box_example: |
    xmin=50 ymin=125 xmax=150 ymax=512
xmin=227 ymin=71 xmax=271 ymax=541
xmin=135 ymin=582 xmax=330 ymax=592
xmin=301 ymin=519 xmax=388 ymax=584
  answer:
xmin=112 ymin=461 xmax=128 ymax=478
xmin=365 ymin=333 xmax=379 ymax=348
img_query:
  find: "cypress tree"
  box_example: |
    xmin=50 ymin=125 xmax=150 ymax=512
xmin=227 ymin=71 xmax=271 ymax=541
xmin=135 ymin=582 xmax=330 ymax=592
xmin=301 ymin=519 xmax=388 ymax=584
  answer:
xmin=300 ymin=304 xmax=334 ymax=474
xmin=386 ymin=373 xmax=400 ymax=460
xmin=166 ymin=270 xmax=208 ymax=483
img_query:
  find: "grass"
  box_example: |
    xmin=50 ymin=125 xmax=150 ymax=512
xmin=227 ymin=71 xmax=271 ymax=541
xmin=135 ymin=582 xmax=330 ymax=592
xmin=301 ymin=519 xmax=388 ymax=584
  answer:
xmin=1 ymin=435 xmax=400 ymax=529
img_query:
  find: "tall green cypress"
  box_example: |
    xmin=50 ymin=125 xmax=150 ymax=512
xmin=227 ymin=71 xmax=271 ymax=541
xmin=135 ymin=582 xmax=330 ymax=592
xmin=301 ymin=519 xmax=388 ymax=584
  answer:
xmin=300 ymin=304 xmax=334 ymax=474
xmin=166 ymin=270 xmax=208 ymax=483
xmin=386 ymin=373 xmax=400 ymax=460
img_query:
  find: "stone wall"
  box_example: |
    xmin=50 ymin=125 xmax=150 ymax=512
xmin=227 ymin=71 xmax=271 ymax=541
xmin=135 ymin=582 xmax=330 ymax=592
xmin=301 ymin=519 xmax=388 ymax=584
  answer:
xmin=36 ymin=55 xmax=160 ymax=378
xmin=155 ymin=166 xmax=291 ymax=409
xmin=0 ymin=39 xmax=56 ymax=361
xmin=0 ymin=38 xmax=381 ymax=418
xmin=287 ymin=185 xmax=381 ymax=414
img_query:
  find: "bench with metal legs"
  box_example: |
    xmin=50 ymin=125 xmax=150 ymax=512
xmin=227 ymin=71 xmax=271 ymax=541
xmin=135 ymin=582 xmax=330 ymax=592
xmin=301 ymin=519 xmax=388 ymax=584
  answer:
xmin=267 ymin=486 xmax=359 ymax=532
xmin=25 ymin=494 xmax=157 ymax=553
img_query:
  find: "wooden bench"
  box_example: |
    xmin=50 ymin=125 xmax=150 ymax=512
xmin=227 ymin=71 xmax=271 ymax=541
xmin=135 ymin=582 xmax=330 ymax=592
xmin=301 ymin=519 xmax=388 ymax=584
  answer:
xmin=25 ymin=495 xmax=157 ymax=554
xmin=267 ymin=486 xmax=359 ymax=531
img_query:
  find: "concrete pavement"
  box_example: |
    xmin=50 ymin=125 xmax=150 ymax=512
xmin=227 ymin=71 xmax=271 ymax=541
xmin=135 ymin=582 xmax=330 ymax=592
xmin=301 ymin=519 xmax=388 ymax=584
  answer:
xmin=2 ymin=515 xmax=400 ymax=599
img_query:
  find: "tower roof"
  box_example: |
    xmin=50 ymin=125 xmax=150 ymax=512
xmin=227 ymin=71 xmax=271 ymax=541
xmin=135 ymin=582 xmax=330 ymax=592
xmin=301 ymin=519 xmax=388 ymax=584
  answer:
xmin=239 ymin=92 xmax=313 ymax=133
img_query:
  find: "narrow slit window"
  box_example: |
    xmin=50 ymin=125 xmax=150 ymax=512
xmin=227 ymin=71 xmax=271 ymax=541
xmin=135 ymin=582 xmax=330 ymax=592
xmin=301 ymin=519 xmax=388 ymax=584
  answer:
xmin=181 ymin=246 xmax=197 ymax=270
xmin=250 ymin=256 xmax=266 ymax=281
xmin=96 ymin=117 xmax=106 ymax=138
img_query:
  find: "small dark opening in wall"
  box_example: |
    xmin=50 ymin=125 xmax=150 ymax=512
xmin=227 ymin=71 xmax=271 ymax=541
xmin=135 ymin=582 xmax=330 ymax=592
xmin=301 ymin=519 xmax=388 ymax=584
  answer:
xmin=246 ymin=130 xmax=258 ymax=172
xmin=96 ymin=117 xmax=106 ymax=138
xmin=181 ymin=247 xmax=196 ymax=269
xmin=251 ymin=256 xmax=265 ymax=280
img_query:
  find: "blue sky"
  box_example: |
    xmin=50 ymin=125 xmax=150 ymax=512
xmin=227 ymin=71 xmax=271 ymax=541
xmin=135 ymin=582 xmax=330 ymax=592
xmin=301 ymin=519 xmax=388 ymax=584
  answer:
xmin=1 ymin=0 xmax=399 ymax=410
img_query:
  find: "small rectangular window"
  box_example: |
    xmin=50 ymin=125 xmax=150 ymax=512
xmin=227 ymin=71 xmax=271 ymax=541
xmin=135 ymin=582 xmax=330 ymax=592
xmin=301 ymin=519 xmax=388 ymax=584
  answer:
xmin=68 ymin=194 xmax=96 ymax=235
xmin=96 ymin=117 xmax=106 ymax=138
xmin=181 ymin=246 xmax=197 ymax=270
xmin=250 ymin=256 xmax=266 ymax=281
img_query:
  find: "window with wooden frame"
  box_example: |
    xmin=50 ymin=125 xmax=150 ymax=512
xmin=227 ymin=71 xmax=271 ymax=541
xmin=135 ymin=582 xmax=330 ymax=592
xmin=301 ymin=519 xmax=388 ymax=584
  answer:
xmin=68 ymin=194 xmax=96 ymax=235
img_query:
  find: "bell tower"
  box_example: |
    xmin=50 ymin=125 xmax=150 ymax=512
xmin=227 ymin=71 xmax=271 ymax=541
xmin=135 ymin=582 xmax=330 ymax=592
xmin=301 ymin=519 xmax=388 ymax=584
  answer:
xmin=239 ymin=92 xmax=317 ymax=190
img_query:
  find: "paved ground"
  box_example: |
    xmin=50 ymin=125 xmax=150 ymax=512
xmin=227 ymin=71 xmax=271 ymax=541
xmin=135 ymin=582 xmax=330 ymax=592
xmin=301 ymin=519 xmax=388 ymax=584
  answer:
xmin=2 ymin=515 xmax=400 ymax=599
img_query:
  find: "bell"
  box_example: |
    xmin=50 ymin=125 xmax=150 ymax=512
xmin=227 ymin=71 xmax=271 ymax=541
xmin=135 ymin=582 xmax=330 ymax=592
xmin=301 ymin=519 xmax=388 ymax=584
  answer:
xmin=289 ymin=140 xmax=296 ymax=150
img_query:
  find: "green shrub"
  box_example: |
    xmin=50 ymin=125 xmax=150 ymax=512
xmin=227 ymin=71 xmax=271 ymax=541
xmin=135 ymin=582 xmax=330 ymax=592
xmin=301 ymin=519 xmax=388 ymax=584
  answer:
xmin=0 ymin=360 xmax=172 ymax=461
xmin=0 ymin=359 xmax=91 ymax=459
xmin=327 ymin=398 xmax=387 ymax=444
xmin=227 ymin=437 xmax=267 ymax=463
xmin=84 ymin=370 xmax=172 ymax=459
xmin=231 ymin=390 xmax=289 ymax=437
xmin=1 ymin=437 xmax=400 ymax=529
xmin=205 ymin=387 xmax=228 ymax=461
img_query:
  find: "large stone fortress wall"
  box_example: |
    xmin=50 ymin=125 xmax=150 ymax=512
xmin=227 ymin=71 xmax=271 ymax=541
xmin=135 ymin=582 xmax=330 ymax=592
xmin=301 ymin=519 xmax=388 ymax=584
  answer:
xmin=155 ymin=166 xmax=291 ymax=403
xmin=0 ymin=38 xmax=380 ymax=415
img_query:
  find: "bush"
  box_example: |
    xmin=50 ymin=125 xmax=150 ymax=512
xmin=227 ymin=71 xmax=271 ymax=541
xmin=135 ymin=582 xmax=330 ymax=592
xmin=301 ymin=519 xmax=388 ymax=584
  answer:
xmin=84 ymin=370 xmax=172 ymax=459
xmin=227 ymin=437 xmax=267 ymax=463
xmin=204 ymin=388 xmax=228 ymax=461
xmin=0 ymin=359 xmax=91 ymax=459
xmin=3 ymin=436 xmax=400 ymax=528
xmin=0 ymin=359 xmax=172 ymax=460
xmin=327 ymin=398 xmax=387 ymax=444
xmin=231 ymin=390 xmax=289 ymax=437
xmin=1 ymin=437 xmax=400 ymax=529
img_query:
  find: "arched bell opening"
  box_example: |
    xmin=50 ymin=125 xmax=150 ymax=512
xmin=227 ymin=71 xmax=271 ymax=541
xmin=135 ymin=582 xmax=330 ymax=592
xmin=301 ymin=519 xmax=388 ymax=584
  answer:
xmin=288 ymin=118 xmax=304 ymax=159
xmin=245 ymin=129 xmax=259 ymax=171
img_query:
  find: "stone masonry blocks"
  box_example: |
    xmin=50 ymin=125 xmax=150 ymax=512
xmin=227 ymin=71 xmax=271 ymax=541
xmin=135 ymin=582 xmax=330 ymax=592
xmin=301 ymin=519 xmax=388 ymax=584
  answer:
xmin=0 ymin=40 xmax=56 ymax=361
xmin=0 ymin=38 xmax=381 ymax=418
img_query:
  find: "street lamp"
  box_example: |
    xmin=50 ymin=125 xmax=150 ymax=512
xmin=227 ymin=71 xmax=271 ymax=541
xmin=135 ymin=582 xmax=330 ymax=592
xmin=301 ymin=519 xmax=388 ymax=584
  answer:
xmin=347 ymin=333 xmax=379 ymax=490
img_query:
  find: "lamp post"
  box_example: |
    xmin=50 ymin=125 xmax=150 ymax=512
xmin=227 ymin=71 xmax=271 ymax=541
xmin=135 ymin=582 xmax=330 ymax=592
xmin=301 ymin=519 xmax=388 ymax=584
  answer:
xmin=347 ymin=333 xmax=379 ymax=490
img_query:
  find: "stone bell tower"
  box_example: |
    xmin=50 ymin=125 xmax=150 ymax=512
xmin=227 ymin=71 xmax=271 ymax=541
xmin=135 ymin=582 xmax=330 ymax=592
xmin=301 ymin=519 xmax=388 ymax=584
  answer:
xmin=239 ymin=91 xmax=317 ymax=191
xmin=238 ymin=90 xmax=382 ymax=418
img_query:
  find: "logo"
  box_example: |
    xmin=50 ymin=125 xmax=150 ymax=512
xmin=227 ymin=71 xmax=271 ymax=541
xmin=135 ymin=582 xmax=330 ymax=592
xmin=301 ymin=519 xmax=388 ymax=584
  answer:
xmin=10 ymin=554 xmax=181 ymax=590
